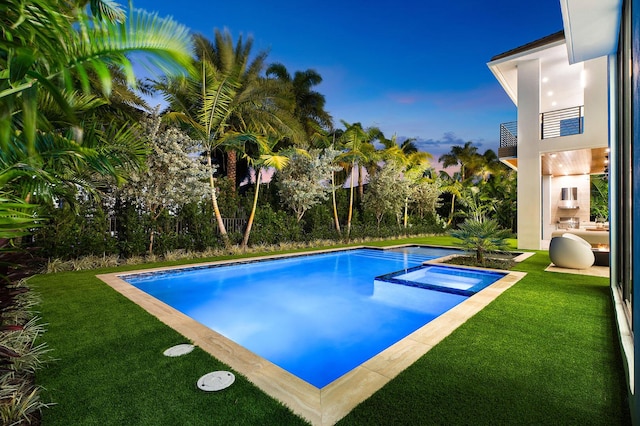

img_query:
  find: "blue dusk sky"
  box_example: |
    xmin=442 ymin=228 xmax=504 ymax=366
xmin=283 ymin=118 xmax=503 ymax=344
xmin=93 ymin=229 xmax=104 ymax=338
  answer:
xmin=131 ymin=0 xmax=564 ymax=165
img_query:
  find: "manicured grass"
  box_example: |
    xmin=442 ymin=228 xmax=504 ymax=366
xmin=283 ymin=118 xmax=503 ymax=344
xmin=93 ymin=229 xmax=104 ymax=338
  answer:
xmin=31 ymin=237 xmax=629 ymax=425
xmin=340 ymin=251 xmax=630 ymax=425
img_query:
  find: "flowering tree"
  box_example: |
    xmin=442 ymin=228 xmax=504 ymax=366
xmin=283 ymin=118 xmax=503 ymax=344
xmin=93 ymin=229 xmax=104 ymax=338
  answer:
xmin=119 ymin=116 xmax=208 ymax=254
xmin=410 ymin=178 xmax=443 ymax=220
xmin=277 ymin=148 xmax=341 ymax=222
xmin=363 ymin=162 xmax=410 ymax=228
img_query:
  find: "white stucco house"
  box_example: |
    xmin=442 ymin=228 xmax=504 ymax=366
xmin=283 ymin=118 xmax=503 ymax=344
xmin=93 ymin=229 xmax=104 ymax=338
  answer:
xmin=489 ymin=0 xmax=638 ymax=422
xmin=488 ymin=31 xmax=609 ymax=250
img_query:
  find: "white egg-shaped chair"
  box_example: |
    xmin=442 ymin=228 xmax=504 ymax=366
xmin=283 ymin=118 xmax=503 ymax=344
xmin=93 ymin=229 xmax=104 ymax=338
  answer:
xmin=549 ymin=233 xmax=595 ymax=270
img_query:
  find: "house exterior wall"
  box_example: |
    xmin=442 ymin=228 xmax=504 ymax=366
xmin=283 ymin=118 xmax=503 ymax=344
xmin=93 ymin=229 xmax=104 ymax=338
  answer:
xmin=515 ymin=54 xmax=609 ymax=249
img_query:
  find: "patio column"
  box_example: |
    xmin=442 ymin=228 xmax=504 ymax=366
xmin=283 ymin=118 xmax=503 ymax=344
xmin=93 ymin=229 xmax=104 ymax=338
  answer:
xmin=516 ymin=59 xmax=543 ymax=250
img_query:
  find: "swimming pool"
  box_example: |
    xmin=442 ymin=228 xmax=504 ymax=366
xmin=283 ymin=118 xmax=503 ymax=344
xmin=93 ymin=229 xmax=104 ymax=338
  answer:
xmin=121 ymin=247 xmax=503 ymax=388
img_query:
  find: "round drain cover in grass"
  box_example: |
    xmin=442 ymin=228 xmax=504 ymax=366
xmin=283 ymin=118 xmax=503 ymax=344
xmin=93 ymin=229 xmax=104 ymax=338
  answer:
xmin=163 ymin=344 xmax=195 ymax=357
xmin=197 ymin=371 xmax=235 ymax=391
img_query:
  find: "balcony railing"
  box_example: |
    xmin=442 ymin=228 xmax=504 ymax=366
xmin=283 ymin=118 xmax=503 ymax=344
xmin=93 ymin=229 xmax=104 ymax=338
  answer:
xmin=498 ymin=121 xmax=517 ymax=158
xmin=540 ymin=106 xmax=584 ymax=139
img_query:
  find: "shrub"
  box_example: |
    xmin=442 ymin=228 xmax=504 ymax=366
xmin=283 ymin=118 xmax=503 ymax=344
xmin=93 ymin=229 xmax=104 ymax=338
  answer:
xmin=449 ymin=218 xmax=511 ymax=265
xmin=246 ymin=204 xmax=302 ymax=245
xmin=0 ymin=282 xmax=50 ymax=424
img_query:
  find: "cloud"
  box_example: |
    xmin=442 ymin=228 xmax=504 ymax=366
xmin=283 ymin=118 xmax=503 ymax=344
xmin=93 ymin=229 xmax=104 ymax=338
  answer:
xmin=413 ymin=132 xmax=485 ymax=153
xmin=387 ymin=92 xmax=423 ymax=105
xmin=396 ymin=132 xmax=494 ymax=173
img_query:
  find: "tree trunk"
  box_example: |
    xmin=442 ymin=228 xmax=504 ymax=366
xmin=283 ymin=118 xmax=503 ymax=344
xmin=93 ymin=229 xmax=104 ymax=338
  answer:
xmin=403 ymin=198 xmax=409 ymax=229
xmin=207 ymin=151 xmax=230 ymax=248
xmin=357 ymin=163 xmax=364 ymax=203
xmin=331 ymin=170 xmax=341 ymax=234
xmin=148 ymin=230 xmax=154 ymax=256
xmin=226 ymin=150 xmax=237 ymax=190
xmin=447 ymin=193 xmax=456 ymax=226
xmin=148 ymin=210 xmax=163 ymax=255
xmin=346 ymin=162 xmax=355 ymax=240
xmin=242 ymin=169 xmax=261 ymax=249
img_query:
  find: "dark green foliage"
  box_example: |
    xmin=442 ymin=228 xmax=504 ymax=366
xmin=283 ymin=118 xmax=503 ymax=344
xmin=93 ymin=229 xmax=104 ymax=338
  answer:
xmin=36 ymin=200 xmax=119 ymax=259
xmin=590 ymin=174 xmax=609 ymax=220
xmin=247 ymin=204 xmax=302 ymax=245
xmin=31 ymin=183 xmax=474 ymax=259
xmin=174 ymin=202 xmax=219 ymax=251
xmin=114 ymin=201 xmax=150 ymax=258
xmin=444 ymin=254 xmax=515 ymax=270
xmin=302 ymin=203 xmax=340 ymax=240
xmin=215 ymin=176 xmax=241 ymax=218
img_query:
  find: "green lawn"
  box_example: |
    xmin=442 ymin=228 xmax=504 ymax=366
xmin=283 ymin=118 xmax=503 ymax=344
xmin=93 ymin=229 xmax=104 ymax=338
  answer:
xmin=31 ymin=237 xmax=630 ymax=425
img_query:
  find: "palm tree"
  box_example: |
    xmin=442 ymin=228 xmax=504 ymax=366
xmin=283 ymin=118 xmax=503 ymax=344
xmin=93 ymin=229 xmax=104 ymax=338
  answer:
xmin=1 ymin=0 xmax=192 ymax=199
xmin=400 ymin=152 xmax=432 ymax=228
xmin=479 ymin=165 xmax=517 ymax=232
xmin=0 ymin=2 xmax=192 ymax=418
xmin=227 ymin=133 xmax=299 ymax=249
xmin=438 ymin=142 xmax=493 ymax=226
xmin=439 ymin=172 xmax=464 ymax=226
xmin=326 ymin=133 xmax=343 ymax=235
xmin=266 ymin=63 xmax=334 ymax=143
xmin=1 ymin=0 xmax=192 ymax=157
xmin=336 ymin=121 xmax=380 ymax=239
xmin=1 ymin=0 xmax=193 ymax=223
xmin=449 ymin=219 xmax=511 ymax=265
xmin=375 ymin=134 xmax=433 ymax=228
xmin=438 ymin=141 xmax=483 ymax=181
xmin=401 ymin=138 xmax=420 ymax=155
xmin=158 ymin=30 xmax=302 ymax=247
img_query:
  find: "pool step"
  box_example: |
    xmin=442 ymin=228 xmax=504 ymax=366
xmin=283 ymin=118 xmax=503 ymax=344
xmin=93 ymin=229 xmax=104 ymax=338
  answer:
xmin=356 ymin=250 xmax=428 ymax=264
xmin=398 ymin=270 xmax=479 ymax=290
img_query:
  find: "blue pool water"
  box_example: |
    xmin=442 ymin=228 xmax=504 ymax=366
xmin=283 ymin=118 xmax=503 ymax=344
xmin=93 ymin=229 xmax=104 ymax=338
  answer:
xmin=122 ymin=247 xmax=503 ymax=388
xmin=377 ymin=265 xmax=506 ymax=297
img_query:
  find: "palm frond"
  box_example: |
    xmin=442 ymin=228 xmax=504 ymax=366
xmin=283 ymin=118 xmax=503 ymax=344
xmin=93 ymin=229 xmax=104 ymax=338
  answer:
xmin=89 ymin=0 xmax=125 ymax=23
xmin=0 ymin=195 xmax=42 ymax=239
xmin=260 ymin=154 xmax=289 ymax=170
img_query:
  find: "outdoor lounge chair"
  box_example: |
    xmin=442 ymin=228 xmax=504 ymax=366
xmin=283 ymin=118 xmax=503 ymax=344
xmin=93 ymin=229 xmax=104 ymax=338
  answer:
xmin=549 ymin=233 xmax=595 ymax=270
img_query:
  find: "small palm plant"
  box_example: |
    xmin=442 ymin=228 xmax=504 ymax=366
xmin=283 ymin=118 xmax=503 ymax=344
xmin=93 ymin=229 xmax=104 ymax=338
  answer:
xmin=449 ymin=218 xmax=511 ymax=265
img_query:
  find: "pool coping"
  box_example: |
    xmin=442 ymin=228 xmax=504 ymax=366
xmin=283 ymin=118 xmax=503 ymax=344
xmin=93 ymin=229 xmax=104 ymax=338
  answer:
xmin=97 ymin=245 xmax=526 ymax=426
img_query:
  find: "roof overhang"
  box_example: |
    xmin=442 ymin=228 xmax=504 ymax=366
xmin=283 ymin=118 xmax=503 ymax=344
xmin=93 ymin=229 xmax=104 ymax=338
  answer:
xmin=487 ymin=36 xmax=574 ymax=110
xmin=560 ymin=0 xmax=622 ymax=64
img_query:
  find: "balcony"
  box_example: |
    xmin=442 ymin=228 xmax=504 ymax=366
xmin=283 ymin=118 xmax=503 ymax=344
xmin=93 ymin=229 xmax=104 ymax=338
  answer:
xmin=499 ymin=121 xmax=517 ymax=158
xmin=540 ymin=106 xmax=584 ymax=139
xmin=499 ymin=105 xmax=586 ymax=161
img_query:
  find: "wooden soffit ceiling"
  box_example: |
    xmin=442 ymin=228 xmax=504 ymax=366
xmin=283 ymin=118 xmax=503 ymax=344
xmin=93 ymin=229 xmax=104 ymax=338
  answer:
xmin=541 ymin=147 xmax=608 ymax=176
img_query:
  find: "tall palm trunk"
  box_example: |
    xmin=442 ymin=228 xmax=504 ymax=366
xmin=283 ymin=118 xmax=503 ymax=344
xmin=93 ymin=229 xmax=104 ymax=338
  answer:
xmin=207 ymin=152 xmax=230 ymax=248
xmin=226 ymin=150 xmax=237 ymax=190
xmin=357 ymin=163 xmax=364 ymax=203
xmin=148 ymin=231 xmax=155 ymax=255
xmin=447 ymin=193 xmax=456 ymax=226
xmin=242 ymin=169 xmax=261 ymax=248
xmin=346 ymin=161 xmax=355 ymax=240
xmin=403 ymin=197 xmax=409 ymax=229
xmin=331 ymin=170 xmax=341 ymax=234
